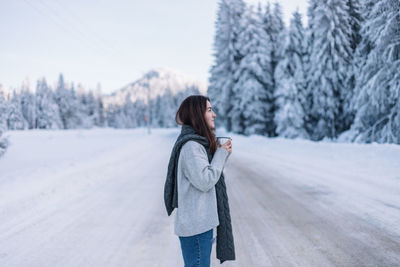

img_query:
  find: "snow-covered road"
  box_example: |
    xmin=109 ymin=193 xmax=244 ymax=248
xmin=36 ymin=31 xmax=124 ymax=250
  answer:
xmin=227 ymin=156 xmax=400 ymax=266
xmin=0 ymin=128 xmax=399 ymax=266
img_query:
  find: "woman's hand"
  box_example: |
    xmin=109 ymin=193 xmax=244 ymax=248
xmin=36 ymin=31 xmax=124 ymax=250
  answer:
xmin=221 ymin=139 xmax=232 ymax=154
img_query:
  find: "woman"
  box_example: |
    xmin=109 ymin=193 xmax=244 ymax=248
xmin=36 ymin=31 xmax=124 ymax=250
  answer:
xmin=164 ymin=95 xmax=236 ymax=266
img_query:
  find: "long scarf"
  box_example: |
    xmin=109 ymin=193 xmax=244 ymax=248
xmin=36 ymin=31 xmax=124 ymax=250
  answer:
xmin=164 ymin=124 xmax=236 ymax=264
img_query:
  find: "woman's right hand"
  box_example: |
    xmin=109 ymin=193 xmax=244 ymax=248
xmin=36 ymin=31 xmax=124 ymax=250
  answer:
xmin=221 ymin=139 xmax=232 ymax=154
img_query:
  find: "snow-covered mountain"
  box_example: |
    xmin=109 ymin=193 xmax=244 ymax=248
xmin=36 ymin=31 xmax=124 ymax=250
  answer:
xmin=103 ymin=68 xmax=207 ymax=106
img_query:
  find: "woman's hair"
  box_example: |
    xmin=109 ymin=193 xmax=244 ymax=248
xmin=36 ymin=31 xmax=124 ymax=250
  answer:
xmin=176 ymin=95 xmax=217 ymax=154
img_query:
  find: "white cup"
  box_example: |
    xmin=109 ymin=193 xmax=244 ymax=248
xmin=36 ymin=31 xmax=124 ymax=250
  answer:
xmin=217 ymin=137 xmax=231 ymax=146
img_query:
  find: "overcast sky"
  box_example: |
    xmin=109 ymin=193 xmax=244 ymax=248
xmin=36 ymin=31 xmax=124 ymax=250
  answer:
xmin=0 ymin=0 xmax=308 ymax=93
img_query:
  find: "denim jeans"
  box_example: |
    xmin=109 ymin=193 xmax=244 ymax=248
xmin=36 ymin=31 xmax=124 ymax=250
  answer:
xmin=179 ymin=228 xmax=213 ymax=267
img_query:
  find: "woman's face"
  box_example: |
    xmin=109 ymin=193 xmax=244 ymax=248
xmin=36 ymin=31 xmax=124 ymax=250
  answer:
xmin=204 ymin=100 xmax=216 ymax=130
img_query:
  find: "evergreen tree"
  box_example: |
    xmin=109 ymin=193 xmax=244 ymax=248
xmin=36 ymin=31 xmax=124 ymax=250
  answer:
xmin=229 ymin=4 xmax=272 ymax=135
xmin=152 ymin=95 xmax=163 ymax=127
xmin=274 ymin=10 xmax=309 ymax=138
xmin=0 ymin=87 xmax=9 ymax=132
xmin=349 ymin=0 xmax=377 ymax=124
xmin=307 ymin=0 xmax=353 ymax=140
xmin=0 ymin=87 xmax=10 ymax=157
xmin=35 ymin=78 xmax=62 ymax=129
xmin=95 ymin=83 xmax=106 ymax=127
xmin=147 ymin=88 xmax=181 ymax=128
xmin=347 ymin=0 xmax=362 ymax=52
xmin=162 ymin=88 xmax=179 ymax=127
xmin=20 ymin=82 xmax=36 ymax=129
xmin=105 ymin=104 xmax=117 ymax=128
xmin=55 ymin=73 xmax=71 ymax=129
xmin=7 ymin=90 xmax=28 ymax=130
xmin=97 ymin=96 xmax=105 ymax=127
xmin=134 ymin=99 xmax=147 ymax=127
xmin=208 ymin=0 xmax=246 ymax=131
xmin=66 ymin=83 xmax=83 ymax=128
xmin=340 ymin=0 xmax=362 ymax=133
xmin=259 ymin=2 xmax=286 ymax=136
xmin=123 ymin=93 xmax=137 ymax=128
xmin=76 ymin=84 xmax=93 ymax=128
xmin=0 ymin=131 xmax=7 ymax=157
xmin=86 ymin=90 xmax=101 ymax=127
xmin=351 ymin=0 xmax=400 ymax=143
xmin=54 ymin=75 xmax=83 ymax=129
xmin=265 ymin=2 xmax=285 ymax=81
xmin=106 ymin=104 xmax=128 ymax=128
xmin=303 ymin=0 xmax=319 ymax=135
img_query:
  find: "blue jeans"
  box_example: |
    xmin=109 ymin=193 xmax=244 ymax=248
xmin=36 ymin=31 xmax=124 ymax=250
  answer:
xmin=179 ymin=228 xmax=213 ymax=267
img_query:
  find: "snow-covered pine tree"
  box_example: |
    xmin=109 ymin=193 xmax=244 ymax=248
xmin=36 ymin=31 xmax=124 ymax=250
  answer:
xmin=347 ymin=0 xmax=362 ymax=52
xmin=7 ymin=90 xmax=28 ymax=130
xmin=307 ymin=0 xmax=319 ymax=43
xmin=0 ymin=87 xmax=8 ymax=157
xmin=85 ymin=90 xmax=101 ymax=128
xmin=158 ymin=88 xmax=176 ymax=127
xmin=307 ymin=0 xmax=353 ymax=140
xmin=107 ymin=95 xmax=144 ymax=129
xmin=0 ymin=130 xmax=7 ymax=157
xmin=350 ymin=0 xmax=375 ymax=86
xmin=151 ymin=95 xmax=162 ymax=127
xmin=208 ymin=0 xmax=246 ymax=132
xmin=303 ymin=0 xmax=319 ymax=136
xmin=266 ymin=2 xmax=285 ymax=83
xmin=55 ymin=74 xmax=71 ymax=129
xmin=107 ymin=104 xmax=127 ymax=128
xmin=20 ymin=80 xmax=36 ymax=129
xmin=116 ymin=106 xmax=128 ymax=128
xmin=96 ymin=96 xmax=106 ymax=128
xmin=123 ymin=93 xmax=137 ymax=128
xmin=259 ymin=2 xmax=286 ymax=136
xmin=274 ymin=10 xmax=309 ymax=139
xmin=54 ymin=75 xmax=83 ymax=128
xmin=76 ymin=84 xmax=94 ymax=128
xmin=346 ymin=0 xmax=375 ymax=139
xmin=105 ymin=104 xmax=117 ymax=128
xmin=351 ymin=0 xmax=400 ymax=143
xmin=0 ymin=87 xmax=9 ymax=132
xmin=229 ymin=4 xmax=272 ymax=135
xmin=95 ymin=83 xmax=105 ymax=127
xmin=339 ymin=0 xmax=362 ymax=133
xmin=67 ymin=83 xmax=84 ymax=128
xmin=35 ymin=78 xmax=62 ymax=129
xmin=134 ymin=99 xmax=147 ymax=127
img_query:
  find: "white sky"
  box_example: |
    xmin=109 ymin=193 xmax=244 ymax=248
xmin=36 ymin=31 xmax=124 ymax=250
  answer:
xmin=0 ymin=0 xmax=308 ymax=93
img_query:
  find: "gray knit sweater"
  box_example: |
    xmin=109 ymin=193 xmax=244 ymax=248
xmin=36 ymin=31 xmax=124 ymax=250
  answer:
xmin=174 ymin=140 xmax=230 ymax=237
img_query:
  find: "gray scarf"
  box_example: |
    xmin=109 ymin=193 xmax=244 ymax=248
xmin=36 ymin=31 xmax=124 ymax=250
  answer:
xmin=164 ymin=124 xmax=236 ymax=264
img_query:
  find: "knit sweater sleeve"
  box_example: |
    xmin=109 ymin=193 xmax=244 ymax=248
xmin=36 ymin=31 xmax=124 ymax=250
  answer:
xmin=181 ymin=141 xmax=230 ymax=192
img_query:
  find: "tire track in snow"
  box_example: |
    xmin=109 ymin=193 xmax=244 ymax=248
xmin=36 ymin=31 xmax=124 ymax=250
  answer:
xmin=222 ymin=155 xmax=400 ymax=266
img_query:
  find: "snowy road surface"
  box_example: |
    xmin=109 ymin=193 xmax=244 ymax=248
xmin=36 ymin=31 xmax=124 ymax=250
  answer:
xmin=0 ymin=129 xmax=399 ymax=266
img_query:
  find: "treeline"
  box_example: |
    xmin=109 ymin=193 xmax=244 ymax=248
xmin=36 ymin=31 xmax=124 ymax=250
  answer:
xmin=208 ymin=0 xmax=400 ymax=144
xmin=0 ymin=76 xmax=105 ymax=132
xmin=0 ymin=74 xmax=201 ymax=134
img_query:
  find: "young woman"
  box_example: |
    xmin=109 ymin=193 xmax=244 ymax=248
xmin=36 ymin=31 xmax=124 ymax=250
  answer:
xmin=164 ymin=95 xmax=236 ymax=266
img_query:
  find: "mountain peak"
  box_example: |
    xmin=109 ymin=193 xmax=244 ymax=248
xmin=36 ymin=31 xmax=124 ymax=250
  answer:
xmin=104 ymin=68 xmax=207 ymax=106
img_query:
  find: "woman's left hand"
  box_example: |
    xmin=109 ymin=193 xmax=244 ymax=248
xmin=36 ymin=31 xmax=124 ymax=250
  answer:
xmin=221 ymin=139 xmax=232 ymax=154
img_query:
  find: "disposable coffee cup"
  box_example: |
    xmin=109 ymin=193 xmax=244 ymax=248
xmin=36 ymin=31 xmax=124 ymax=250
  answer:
xmin=217 ymin=136 xmax=231 ymax=146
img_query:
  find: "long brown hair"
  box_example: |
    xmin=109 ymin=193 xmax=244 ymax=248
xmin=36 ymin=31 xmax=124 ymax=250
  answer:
xmin=175 ymin=95 xmax=217 ymax=154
